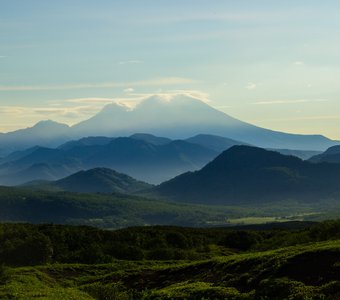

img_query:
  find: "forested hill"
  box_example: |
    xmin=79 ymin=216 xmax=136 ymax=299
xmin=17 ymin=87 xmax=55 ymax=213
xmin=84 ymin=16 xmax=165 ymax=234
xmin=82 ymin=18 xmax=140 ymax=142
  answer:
xmin=152 ymin=145 xmax=340 ymax=204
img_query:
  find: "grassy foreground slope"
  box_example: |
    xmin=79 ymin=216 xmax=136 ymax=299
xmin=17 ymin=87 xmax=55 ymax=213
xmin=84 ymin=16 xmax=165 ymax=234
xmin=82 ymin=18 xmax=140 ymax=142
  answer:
xmin=1 ymin=240 xmax=340 ymax=299
xmin=1 ymin=221 xmax=340 ymax=299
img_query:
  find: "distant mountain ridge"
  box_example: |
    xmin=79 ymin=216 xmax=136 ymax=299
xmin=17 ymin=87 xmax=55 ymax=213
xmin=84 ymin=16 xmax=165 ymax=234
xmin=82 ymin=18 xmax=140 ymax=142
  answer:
xmin=0 ymin=94 xmax=338 ymax=156
xmin=185 ymin=134 xmax=249 ymax=152
xmin=149 ymin=145 xmax=340 ymax=204
xmin=0 ymin=135 xmax=220 ymax=185
xmin=0 ymin=120 xmax=71 ymax=156
xmin=0 ymin=133 xmax=328 ymax=186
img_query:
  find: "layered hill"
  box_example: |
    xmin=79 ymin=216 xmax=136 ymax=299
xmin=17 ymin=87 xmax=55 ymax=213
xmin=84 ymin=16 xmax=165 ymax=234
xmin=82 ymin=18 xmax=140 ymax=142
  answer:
xmin=0 ymin=136 xmax=218 ymax=185
xmin=150 ymin=145 xmax=340 ymax=204
xmin=186 ymin=134 xmax=320 ymax=159
xmin=185 ymin=134 xmax=249 ymax=152
xmin=28 ymin=168 xmax=152 ymax=194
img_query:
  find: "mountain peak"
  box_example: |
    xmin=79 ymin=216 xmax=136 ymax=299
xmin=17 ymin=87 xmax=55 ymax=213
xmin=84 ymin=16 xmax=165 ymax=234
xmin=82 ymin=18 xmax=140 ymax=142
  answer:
xmin=136 ymin=94 xmax=207 ymax=107
xmin=99 ymin=102 xmax=132 ymax=114
xmin=202 ymin=145 xmax=303 ymax=172
xmin=32 ymin=120 xmax=70 ymax=131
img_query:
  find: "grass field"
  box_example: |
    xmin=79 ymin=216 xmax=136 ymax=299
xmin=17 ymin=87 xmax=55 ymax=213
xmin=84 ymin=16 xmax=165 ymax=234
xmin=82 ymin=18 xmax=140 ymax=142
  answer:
xmin=1 ymin=239 xmax=340 ymax=299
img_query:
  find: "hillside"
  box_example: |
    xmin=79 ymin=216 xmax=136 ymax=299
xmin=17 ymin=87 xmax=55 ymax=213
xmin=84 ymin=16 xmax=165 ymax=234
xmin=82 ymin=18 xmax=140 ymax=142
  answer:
xmin=151 ymin=145 xmax=340 ymax=204
xmin=1 ymin=221 xmax=340 ymax=299
xmin=309 ymin=145 xmax=340 ymax=163
xmin=30 ymin=168 xmax=152 ymax=194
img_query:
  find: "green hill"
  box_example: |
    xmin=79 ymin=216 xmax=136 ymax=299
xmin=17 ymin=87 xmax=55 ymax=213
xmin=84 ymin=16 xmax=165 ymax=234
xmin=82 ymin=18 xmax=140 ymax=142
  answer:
xmin=151 ymin=145 xmax=340 ymax=204
xmin=32 ymin=167 xmax=153 ymax=194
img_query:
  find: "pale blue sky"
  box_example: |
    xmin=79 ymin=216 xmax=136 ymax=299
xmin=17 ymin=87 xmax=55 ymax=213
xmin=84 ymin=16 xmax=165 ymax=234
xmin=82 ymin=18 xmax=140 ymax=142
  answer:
xmin=1 ymin=1 xmax=340 ymax=138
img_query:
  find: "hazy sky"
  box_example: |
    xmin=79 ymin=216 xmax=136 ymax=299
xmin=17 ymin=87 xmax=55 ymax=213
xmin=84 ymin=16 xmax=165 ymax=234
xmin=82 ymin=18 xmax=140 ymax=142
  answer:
xmin=1 ymin=1 xmax=340 ymax=139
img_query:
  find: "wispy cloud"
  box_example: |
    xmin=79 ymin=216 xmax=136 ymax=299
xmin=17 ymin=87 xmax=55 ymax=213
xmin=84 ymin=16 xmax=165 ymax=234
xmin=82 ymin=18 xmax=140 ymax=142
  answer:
xmin=0 ymin=105 xmax=97 ymax=120
xmin=246 ymin=82 xmax=257 ymax=90
xmin=253 ymin=99 xmax=329 ymax=105
xmin=124 ymin=88 xmax=134 ymax=93
xmin=118 ymin=60 xmax=144 ymax=65
xmin=0 ymin=90 xmax=210 ymax=131
xmin=135 ymin=10 xmax=313 ymax=25
xmin=115 ymin=89 xmax=211 ymax=104
xmin=251 ymin=115 xmax=340 ymax=123
xmin=64 ymin=97 xmax=116 ymax=104
xmin=294 ymin=61 xmax=304 ymax=66
xmin=0 ymin=77 xmax=196 ymax=92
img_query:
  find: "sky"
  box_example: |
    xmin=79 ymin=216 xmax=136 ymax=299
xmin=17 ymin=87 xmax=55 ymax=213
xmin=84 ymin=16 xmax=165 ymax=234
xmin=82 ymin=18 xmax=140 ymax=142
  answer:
xmin=1 ymin=0 xmax=340 ymax=139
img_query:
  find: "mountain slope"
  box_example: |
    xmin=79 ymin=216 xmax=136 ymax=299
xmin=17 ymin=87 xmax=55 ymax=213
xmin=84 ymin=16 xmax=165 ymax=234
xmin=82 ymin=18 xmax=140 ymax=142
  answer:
xmin=269 ymin=148 xmax=322 ymax=160
xmin=72 ymin=95 xmax=338 ymax=150
xmin=58 ymin=136 xmax=115 ymax=150
xmin=186 ymin=134 xmax=249 ymax=152
xmin=0 ymin=120 xmax=71 ymax=156
xmin=150 ymin=145 xmax=340 ymax=204
xmin=309 ymin=145 xmax=340 ymax=163
xmin=46 ymin=168 xmax=152 ymax=194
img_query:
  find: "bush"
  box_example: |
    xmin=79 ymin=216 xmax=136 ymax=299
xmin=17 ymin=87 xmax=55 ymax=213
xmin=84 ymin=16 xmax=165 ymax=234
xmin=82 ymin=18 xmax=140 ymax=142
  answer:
xmin=83 ymin=283 xmax=132 ymax=300
xmin=0 ymin=264 xmax=10 ymax=284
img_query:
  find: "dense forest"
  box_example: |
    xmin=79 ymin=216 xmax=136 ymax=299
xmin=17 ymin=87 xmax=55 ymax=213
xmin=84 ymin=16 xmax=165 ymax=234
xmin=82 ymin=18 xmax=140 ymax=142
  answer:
xmin=0 ymin=220 xmax=340 ymax=299
xmin=2 ymin=186 xmax=332 ymax=229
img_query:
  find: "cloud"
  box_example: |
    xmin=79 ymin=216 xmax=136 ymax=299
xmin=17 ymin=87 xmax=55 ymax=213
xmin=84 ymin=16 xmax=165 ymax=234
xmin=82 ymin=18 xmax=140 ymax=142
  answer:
xmin=117 ymin=89 xmax=210 ymax=104
xmin=246 ymin=82 xmax=257 ymax=90
xmin=134 ymin=10 xmax=311 ymax=25
xmin=64 ymin=97 xmax=116 ymax=104
xmin=163 ymin=89 xmax=211 ymax=103
xmin=124 ymin=88 xmax=134 ymax=93
xmin=253 ymin=99 xmax=329 ymax=105
xmin=118 ymin=60 xmax=144 ymax=65
xmin=251 ymin=115 xmax=340 ymax=123
xmin=0 ymin=105 xmax=100 ymax=122
xmin=294 ymin=61 xmax=304 ymax=65
xmin=0 ymin=56 xmax=6 ymax=58
xmin=0 ymin=77 xmax=196 ymax=92
xmin=0 ymin=90 xmax=211 ymax=132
